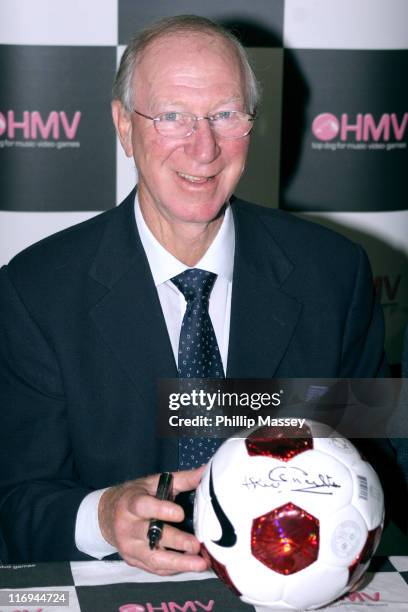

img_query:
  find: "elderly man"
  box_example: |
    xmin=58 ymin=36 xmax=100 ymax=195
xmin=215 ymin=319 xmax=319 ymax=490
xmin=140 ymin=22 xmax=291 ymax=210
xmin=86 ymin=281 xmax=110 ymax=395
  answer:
xmin=0 ymin=16 xmax=389 ymax=571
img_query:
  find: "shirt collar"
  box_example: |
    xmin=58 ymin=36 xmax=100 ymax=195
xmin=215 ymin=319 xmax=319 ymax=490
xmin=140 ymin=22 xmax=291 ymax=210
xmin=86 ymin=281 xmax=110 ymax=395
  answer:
xmin=135 ymin=194 xmax=235 ymax=287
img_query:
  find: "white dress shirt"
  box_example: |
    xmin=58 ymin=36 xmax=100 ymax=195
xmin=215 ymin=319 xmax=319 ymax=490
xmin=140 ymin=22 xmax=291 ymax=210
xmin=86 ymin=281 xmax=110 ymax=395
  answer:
xmin=75 ymin=195 xmax=235 ymax=558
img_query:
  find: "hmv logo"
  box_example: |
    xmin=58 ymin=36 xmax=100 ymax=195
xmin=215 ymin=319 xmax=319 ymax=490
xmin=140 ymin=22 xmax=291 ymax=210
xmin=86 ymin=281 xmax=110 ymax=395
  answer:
xmin=346 ymin=590 xmax=380 ymax=602
xmin=0 ymin=110 xmax=81 ymax=140
xmin=374 ymin=275 xmax=402 ymax=305
xmin=312 ymin=112 xmax=408 ymax=143
xmin=119 ymin=601 xmax=215 ymax=612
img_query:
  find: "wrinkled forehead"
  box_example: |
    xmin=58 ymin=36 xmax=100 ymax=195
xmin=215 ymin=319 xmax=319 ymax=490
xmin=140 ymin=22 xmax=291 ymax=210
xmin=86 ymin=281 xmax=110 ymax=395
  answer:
xmin=133 ymin=31 xmax=245 ymax=102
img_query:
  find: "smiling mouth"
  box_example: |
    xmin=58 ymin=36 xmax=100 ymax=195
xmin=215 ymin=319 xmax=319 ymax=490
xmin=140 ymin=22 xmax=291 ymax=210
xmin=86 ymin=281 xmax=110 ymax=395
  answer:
xmin=177 ymin=171 xmax=215 ymax=183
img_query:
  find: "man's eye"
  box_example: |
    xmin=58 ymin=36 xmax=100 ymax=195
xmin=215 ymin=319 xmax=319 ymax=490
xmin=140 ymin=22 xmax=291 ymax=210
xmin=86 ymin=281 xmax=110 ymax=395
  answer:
xmin=160 ymin=112 xmax=179 ymax=122
xmin=214 ymin=111 xmax=233 ymax=121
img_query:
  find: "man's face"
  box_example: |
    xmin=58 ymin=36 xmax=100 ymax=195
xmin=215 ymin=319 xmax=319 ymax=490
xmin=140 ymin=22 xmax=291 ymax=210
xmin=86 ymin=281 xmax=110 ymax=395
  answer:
xmin=114 ymin=33 xmax=250 ymax=227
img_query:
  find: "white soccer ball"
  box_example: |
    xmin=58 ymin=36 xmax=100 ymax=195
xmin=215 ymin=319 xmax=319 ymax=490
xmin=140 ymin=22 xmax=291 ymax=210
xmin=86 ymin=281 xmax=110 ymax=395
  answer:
xmin=194 ymin=422 xmax=384 ymax=610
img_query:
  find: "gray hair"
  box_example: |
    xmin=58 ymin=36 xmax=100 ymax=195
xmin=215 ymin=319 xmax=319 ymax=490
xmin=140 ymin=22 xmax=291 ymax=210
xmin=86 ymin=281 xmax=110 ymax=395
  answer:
xmin=112 ymin=14 xmax=261 ymax=115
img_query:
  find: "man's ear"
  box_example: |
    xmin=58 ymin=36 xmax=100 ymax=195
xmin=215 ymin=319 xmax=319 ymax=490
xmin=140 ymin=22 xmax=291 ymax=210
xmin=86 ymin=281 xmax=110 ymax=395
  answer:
xmin=111 ymin=100 xmax=133 ymax=157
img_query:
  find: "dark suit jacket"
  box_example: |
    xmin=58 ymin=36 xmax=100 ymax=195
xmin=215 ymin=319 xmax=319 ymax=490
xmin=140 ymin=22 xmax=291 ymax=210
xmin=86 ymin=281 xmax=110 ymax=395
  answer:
xmin=0 ymin=191 xmax=389 ymax=562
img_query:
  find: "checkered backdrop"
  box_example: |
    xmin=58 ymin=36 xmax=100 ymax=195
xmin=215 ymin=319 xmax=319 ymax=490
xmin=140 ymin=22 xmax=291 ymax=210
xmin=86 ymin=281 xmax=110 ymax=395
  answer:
xmin=1 ymin=556 xmax=408 ymax=612
xmin=0 ymin=0 xmax=407 ymax=364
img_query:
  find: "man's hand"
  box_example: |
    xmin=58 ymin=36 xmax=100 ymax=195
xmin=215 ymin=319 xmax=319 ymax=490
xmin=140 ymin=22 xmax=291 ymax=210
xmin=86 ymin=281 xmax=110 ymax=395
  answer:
xmin=98 ymin=467 xmax=208 ymax=575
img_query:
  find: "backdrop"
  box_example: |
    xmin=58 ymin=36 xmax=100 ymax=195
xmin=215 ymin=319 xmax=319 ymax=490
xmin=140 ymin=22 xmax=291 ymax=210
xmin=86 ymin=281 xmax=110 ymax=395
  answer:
xmin=0 ymin=0 xmax=407 ymax=366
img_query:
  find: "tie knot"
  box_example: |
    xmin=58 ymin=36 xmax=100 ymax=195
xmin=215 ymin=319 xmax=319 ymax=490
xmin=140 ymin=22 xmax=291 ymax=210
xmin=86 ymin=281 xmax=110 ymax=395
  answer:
xmin=171 ymin=269 xmax=217 ymax=302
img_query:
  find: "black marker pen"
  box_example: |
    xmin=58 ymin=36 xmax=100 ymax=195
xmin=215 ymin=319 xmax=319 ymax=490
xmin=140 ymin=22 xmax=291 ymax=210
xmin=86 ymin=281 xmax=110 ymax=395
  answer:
xmin=147 ymin=472 xmax=174 ymax=550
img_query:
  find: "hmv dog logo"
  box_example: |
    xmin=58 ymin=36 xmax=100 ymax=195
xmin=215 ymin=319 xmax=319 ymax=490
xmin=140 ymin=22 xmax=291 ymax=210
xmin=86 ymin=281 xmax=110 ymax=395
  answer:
xmin=312 ymin=112 xmax=407 ymax=142
xmin=311 ymin=112 xmax=407 ymax=152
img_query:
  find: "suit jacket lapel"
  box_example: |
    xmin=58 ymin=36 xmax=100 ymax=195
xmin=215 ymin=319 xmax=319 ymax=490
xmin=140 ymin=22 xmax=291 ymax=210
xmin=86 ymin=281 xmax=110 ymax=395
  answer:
xmin=88 ymin=191 xmax=178 ymax=470
xmin=227 ymin=200 xmax=302 ymax=378
xmin=85 ymin=193 xmax=302 ymax=469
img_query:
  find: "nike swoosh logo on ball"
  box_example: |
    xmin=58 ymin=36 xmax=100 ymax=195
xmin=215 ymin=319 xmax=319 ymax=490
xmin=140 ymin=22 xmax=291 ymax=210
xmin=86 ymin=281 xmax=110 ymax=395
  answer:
xmin=209 ymin=464 xmax=237 ymax=547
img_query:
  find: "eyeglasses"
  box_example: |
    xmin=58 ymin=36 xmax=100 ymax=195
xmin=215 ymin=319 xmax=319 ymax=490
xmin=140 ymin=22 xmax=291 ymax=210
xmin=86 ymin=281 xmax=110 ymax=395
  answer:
xmin=133 ymin=109 xmax=255 ymax=139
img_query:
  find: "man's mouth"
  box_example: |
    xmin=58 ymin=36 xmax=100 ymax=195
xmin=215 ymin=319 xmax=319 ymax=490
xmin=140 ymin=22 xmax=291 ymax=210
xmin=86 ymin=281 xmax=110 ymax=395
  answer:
xmin=177 ymin=172 xmax=215 ymax=184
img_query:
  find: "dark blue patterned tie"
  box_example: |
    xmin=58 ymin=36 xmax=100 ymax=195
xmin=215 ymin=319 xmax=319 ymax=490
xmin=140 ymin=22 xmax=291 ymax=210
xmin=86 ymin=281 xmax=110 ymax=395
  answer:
xmin=171 ymin=269 xmax=224 ymax=468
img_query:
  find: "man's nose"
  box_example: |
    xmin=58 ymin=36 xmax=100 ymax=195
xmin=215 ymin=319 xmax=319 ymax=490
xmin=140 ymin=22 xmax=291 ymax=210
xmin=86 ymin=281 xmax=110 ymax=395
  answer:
xmin=183 ymin=117 xmax=220 ymax=163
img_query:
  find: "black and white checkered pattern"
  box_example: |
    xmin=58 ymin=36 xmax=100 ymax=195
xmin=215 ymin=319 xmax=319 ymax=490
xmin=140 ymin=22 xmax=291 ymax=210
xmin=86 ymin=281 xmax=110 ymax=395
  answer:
xmin=0 ymin=556 xmax=407 ymax=611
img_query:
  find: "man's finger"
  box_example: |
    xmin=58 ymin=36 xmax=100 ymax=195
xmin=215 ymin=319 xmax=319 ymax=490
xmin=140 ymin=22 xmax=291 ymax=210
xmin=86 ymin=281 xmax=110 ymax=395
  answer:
xmin=172 ymin=465 xmax=207 ymax=494
xmin=144 ymin=465 xmax=206 ymax=498
xmin=138 ymin=546 xmax=208 ymax=574
xmin=160 ymin=523 xmax=201 ymax=554
xmin=129 ymin=494 xmax=184 ymax=523
xmin=119 ymin=530 xmax=208 ymax=574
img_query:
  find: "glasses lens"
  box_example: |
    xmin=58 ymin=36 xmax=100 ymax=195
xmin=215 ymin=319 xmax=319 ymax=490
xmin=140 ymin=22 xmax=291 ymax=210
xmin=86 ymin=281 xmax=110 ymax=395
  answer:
xmin=211 ymin=111 xmax=254 ymax=139
xmin=154 ymin=112 xmax=194 ymax=137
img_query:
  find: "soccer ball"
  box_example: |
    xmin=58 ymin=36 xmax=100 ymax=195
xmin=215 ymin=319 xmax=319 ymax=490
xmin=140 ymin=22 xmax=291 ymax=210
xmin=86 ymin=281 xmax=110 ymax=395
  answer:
xmin=194 ymin=422 xmax=384 ymax=610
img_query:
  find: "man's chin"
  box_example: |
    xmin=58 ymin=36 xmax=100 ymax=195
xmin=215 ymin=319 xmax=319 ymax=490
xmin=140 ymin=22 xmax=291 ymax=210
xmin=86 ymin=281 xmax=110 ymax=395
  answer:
xmin=176 ymin=207 xmax=225 ymax=226
xmin=166 ymin=198 xmax=226 ymax=225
